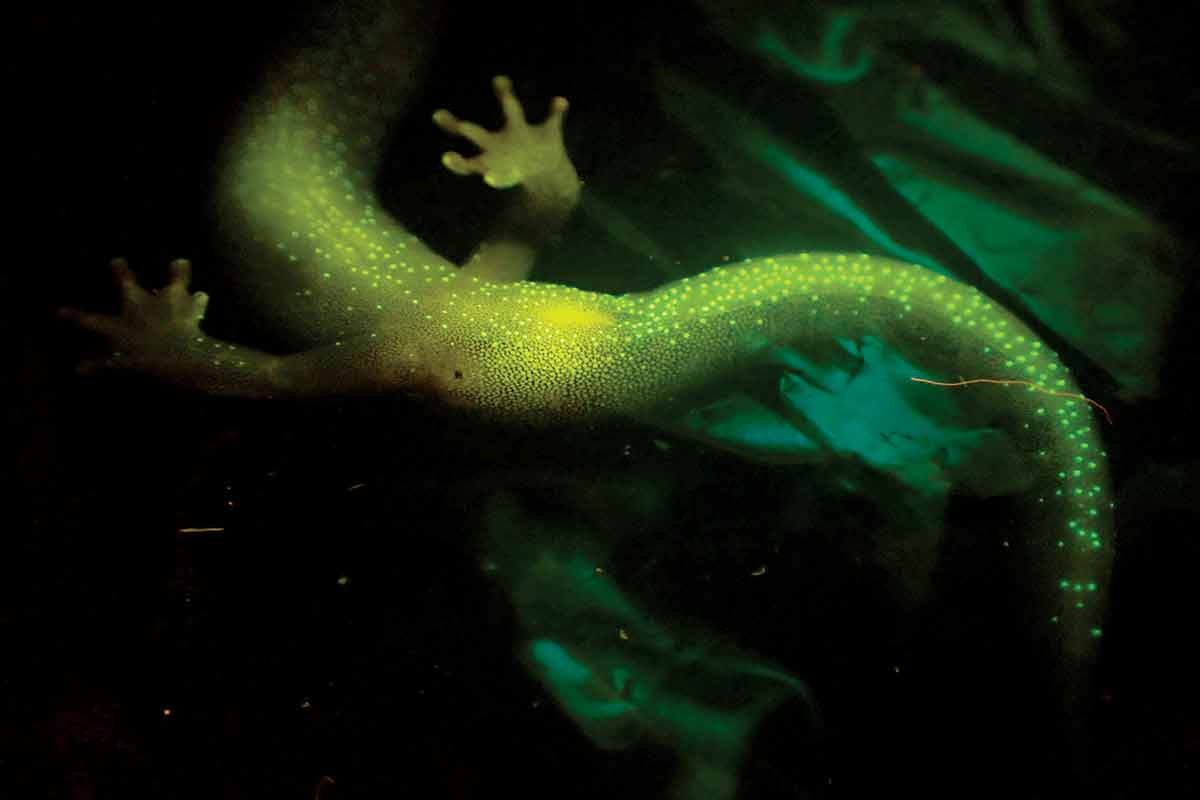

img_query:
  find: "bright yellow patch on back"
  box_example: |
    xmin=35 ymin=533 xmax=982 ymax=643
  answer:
xmin=535 ymin=303 xmax=617 ymax=329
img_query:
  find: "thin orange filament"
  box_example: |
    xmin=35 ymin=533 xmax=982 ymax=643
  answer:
xmin=910 ymin=377 xmax=1113 ymax=425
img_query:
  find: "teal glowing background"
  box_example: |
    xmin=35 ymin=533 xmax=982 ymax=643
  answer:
xmin=26 ymin=1 xmax=1197 ymax=798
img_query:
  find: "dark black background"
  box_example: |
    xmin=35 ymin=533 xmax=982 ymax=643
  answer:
xmin=8 ymin=2 xmax=1200 ymax=798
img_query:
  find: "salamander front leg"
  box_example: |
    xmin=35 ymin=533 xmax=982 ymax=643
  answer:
xmin=433 ymin=75 xmax=582 ymax=284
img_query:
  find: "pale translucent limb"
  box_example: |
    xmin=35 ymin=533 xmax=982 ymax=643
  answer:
xmin=59 ymin=258 xmax=436 ymax=400
xmin=434 ymin=75 xmax=582 ymax=284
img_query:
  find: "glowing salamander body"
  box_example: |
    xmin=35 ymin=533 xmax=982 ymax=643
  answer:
xmin=356 ymin=249 xmax=1117 ymax=661
xmin=65 ymin=0 xmax=1113 ymax=770
xmin=212 ymin=0 xmax=1111 ymax=663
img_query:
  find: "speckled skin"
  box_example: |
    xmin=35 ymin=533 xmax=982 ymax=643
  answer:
xmin=216 ymin=0 xmax=1112 ymax=663
xmin=69 ymin=0 xmax=1113 ymax=716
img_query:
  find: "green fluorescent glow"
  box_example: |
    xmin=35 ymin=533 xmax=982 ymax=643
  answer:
xmin=213 ymin=0 xmax=1118 ymax=795
xmin=484 ymin=508 xmax=812 ymax=800
xmin=758 ymin=145 xmax=938 ymax=269
xmin=755 ymin=17 xmax=872 ymax=84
